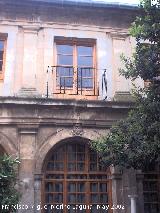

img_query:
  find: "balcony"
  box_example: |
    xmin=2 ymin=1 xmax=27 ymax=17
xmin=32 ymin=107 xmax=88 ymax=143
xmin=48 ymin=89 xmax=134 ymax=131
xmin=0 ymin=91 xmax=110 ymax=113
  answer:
xmin=47 ymin=66 xmax=108 ymax=100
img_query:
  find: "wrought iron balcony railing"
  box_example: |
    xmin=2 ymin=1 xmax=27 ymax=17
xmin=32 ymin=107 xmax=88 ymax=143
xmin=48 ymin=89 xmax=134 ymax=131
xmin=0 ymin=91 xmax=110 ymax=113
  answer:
xmin=46 ymin=66 xmax=108 ymax=99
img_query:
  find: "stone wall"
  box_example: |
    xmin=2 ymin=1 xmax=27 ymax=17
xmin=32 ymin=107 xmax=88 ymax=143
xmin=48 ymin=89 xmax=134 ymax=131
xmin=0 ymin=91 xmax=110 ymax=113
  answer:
xmin=0 ymin=0 xmax=144 ymax=100
xmin=0 ymin=97 xmax=144 ymax=213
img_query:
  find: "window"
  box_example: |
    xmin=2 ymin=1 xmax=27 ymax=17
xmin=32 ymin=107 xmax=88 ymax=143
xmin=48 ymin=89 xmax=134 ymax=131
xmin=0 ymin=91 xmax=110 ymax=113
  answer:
xmin=42 ymin=141 xmax=112 ymax=213
xmin=0 ymin=34 xmax=7 ymax=80
xmin=143 ymin=164 xmax=160 ymax=213
xmin=54 ymin=37 xmax=97 ymax=96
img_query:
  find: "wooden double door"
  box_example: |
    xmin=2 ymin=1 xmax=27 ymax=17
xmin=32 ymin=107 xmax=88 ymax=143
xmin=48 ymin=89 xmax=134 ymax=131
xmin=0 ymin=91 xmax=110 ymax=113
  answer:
xmin=42 ymin=141 xmax=112 ymax=213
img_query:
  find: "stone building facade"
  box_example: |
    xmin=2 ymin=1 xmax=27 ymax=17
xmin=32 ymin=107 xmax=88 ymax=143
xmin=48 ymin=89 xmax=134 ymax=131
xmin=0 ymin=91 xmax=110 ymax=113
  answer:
xmin=0 ymin=1 xmax=158 ymax=213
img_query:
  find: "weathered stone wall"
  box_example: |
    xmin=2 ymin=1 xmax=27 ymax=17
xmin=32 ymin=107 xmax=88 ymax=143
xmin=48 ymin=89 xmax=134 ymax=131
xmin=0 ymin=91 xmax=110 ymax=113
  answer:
xmin=0 ymin=0 xmax=143 ymax=100
xmin=0 ymin=97 xmax=144 ymax=213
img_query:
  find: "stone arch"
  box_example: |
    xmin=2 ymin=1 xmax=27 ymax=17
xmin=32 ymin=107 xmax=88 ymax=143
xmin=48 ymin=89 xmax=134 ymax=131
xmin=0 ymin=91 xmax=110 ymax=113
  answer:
xmin=35 ymin=127 xmax=103 ymax=174
xmin=0 ymin=132 xmax=17 ymax=156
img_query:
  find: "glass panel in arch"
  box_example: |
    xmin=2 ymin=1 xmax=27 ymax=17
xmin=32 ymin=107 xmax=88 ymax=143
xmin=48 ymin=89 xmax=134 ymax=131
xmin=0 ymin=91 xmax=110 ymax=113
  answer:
xmin=68 ymin=163 xmax=76 ymax=171
xmin=90 ymin=163 xmax=98 ymax=171
xmin=45 ymin=182 xmax=53 ymax=192
xmin=66 ymin=205 xmax=78 ymax=213
xmin=76 ymin=144 xmax=85 ymax=153
xmin=53 ymin=193 xmax=63 ymax=203
xmin=100 ymin=194 xmax=108 ymax=203
xmin=51 ymin=152 xmax=64 ymax=161
xmin=45 ymin=206 xmax=63 ymax=213
xmin=68 ymin=152 xmax=76 ymax=161
xmin=77 ymin=194 xmax=85 ymax=203
xmin=77 ymin=209 xmax=86 ymax=213
xmin=54 ymin=183 xmax=63 ymax=192
xmin=54 ymin=162 xmax=64 ymax=171
xmin=77 ymin=163 xmax=85 ymax=171
xmin=100 ymin=183 xmax=107 ymax=192
xmin=77 ymin=153 xmax=85 ymax=161
xmin=45 ymin=194 xmax=53 ymax=203
xmin=90 ymin=183 xmax=98 ymax=192
xmin=68 ymin=194 xmax=76 ymax=203
xmin=68 ymin=183 xmax=76 ymax=192
xmin=67 ymin=144 xmax=77 ymax=152
xmin=90 ymin=205 xmax=98 ymax=213
xmin=90 ymin=194 xmax=99 ymax=203
xmin=46 ymin=174 xmax=64 ymax=179
xmin=47 ymin=162 xmax=54 ymax=170
xmin=77 ymin=183 xmax=85 ymax=192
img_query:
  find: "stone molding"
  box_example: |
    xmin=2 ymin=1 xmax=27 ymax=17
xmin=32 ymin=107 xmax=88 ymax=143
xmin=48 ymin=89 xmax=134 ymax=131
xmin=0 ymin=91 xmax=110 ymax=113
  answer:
xmin=18 ymin=124 xmax=39 ymax=134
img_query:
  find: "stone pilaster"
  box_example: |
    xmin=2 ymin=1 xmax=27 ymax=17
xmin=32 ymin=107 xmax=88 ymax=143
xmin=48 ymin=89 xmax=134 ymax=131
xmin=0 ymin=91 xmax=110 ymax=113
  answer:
xmin=34 ymin=174 xmax=43 ymax=213
xmin=18 ymin=125 xmax=38 ymax=213
xmin=110 ymin=166 xmax=124 ymax=212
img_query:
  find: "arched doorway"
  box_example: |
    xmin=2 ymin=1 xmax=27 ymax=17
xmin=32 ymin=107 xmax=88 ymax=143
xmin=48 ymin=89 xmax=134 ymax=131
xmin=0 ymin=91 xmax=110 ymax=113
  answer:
xmin=42 ymin=138 xmax=112 ymax=213
xmin=143 ymin=163 xmax=160 ymax=213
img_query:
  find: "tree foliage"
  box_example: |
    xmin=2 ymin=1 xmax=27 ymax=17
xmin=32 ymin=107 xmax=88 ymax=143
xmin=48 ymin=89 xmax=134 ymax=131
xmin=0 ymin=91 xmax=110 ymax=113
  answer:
xmin=92 ymin=0 xmax=160 ymax=170
xmin=0 ymin=155 xmax=19 ymax=212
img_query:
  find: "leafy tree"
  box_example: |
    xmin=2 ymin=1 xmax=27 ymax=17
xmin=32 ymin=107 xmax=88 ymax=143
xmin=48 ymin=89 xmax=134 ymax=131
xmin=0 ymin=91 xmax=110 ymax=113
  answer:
xmin=92 ymin=0 xmax=160 ymax=170
xmin=0 ymin=154 xmax=20 ymax=212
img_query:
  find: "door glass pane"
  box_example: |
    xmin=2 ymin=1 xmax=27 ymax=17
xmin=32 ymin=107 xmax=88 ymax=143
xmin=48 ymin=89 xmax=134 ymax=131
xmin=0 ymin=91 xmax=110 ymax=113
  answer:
xmin=58 ymin=55 xmax=73 ymax=65
xmin=79 ymin=68 xmax=93 ymax=77
xmin=78 ymin=79 xmax=93 ymax=88
xmin=0 ymin=51 xmax=3 ymax=59
xmin=0 ymin=41 xmax=4 ymax=50
xmin=0 ymin=61 xmax=2 ymax=71
xmin=57 ymin=45 xmax=73 ymax=54
xmin=56 ymin=67 xmax=73 ymax=87
xmin=78 ymin=56 xmax=93 ymax=67
xmin=78 ymin=68 xmax=93 ymax=88
xmin=77 ymin=46 xmax=92 ymax=56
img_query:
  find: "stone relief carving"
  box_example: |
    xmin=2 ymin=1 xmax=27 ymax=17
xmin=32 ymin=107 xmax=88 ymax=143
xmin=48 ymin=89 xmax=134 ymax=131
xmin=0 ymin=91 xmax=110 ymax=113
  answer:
xmin=71 ymin=123 xmax=84 ymax=136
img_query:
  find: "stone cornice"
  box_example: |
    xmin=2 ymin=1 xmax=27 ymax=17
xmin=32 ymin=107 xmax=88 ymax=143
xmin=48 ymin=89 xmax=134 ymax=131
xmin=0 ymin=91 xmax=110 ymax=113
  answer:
xmin=0 ymin=20 xmax=129 ymax=35
xmin=0 ymin=96 xmax=134 ymax=108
